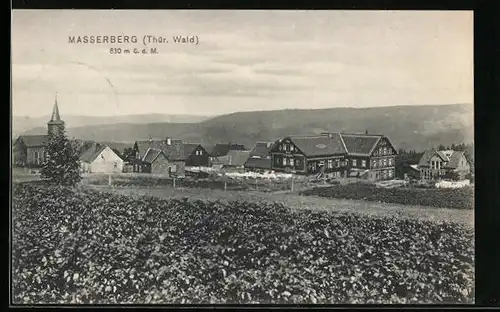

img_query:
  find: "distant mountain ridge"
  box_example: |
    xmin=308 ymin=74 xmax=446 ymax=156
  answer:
xmin=18 ymin=104 xmax=474 ymax=152
xmin=12 ymin=114 xmax=213 ymax=139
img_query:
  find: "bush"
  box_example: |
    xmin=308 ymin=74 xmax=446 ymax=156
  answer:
xmin=300 ymin=184 xmax=473 ymax=210
xmin=12 ymin=182 xmax=474 ymax=304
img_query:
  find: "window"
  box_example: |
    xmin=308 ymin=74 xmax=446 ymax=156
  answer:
xmin=335 ymin=159 xmax=340 ymax=167
xmin=290 ymin=158 xmax=294 ymax=166
xmin=328 ymin=159 xmax=333 ymax=169
xmin=275 ymin=156 xmax=280 ymax=164
xmin=383 ymin=158 xmax=387 ymax=167
xmin=352 ymin=159 xmax=357 ymax=167
xmin=361 ymin=160 xmax=366 ymax=168
xmin=284 ymin=157 xmax=288 ymax=166
xmin=388 ymin=158 xmax=392 ymax=166
xmin=290 ymin=145 xmax=294 ymax=152
xmin=372 ymin=160 xmax=377 ymax=168
xmin=383 ymin=147 xmax=387 ymax=155
xmin=114 ymin=162 xmax=117 ymax=168
xmin=34 ymin=151 xmax=39 ymax=165
xmin=279 ymin=145 xmax=283 ymax=151
xmin=379 ymin=147 xmax=383 ymax=155
xmin=389 ymin=170 xmax=393 ymax=178
xmin=319 ymin=160 xmax=325 ymax=167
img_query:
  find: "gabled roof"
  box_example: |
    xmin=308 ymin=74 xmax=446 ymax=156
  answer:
xmin=184 ymin=143 xmax=203 ymax=157
xmin=203 ymin=144 xmax=215 ymax=156
xmin=211 ymin=143 xmax=246 ymax=157
xmin=227 ymin=150 xmax=250 ymax=166
xmin=339 ymin=133 xmax=382 ymax=156
xmin=284 ymin=134 xmax=346 ymax=157
xmin=418 ymin=149 xmax=451 ymax=167
xmin=443 ymin=150 xmax=466 ymax=169
xmin=212 ymin=150 xmax=250 ymax=167
xmin=79 ymin=144 xmax=108 ymax=163
xmin=249 ymin=142 xmax=274 ymax=158
xmin=244 ymin=157 xmax=272 ymax=169
xmin=135 ymin=139 xmax=185 ymax=161
xmin=17 ymin=135 xmax=49 ymax=147
xmin=142 ymin=148 xmax=164 ymax=164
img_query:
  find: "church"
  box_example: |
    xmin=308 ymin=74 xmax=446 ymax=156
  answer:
xmin=13 ymin=95 xmax=65 ymax=168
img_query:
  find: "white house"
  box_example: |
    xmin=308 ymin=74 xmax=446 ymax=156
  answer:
xmin=79 ymin=144 xmax=124 ymax=173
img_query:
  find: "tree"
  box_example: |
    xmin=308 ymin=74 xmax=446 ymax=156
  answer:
xmin=122 ymin=147 xmax=136 ymax=163
xmin=41 ymin=128 xmax=82 ymax=186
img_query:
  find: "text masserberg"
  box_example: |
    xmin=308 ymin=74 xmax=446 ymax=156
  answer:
xmin=68 ymin=35 xmax=139 ymax=44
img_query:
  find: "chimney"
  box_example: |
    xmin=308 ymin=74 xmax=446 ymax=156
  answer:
xmin=166 ymin=137 xmax=172 ymax=146
xmin=365 ymin=129 xmax=369 ymax=135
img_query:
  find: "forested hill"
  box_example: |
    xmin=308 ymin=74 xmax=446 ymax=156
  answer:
xmin=20 ymin=104 xmax=473 ymax=152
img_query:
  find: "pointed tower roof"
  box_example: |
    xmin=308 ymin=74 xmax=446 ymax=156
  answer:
xmin=49 ymin=93 xmax=62 ymax=123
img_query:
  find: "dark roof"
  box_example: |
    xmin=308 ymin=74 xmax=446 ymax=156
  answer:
xmin=18 ymin=135 xmax=49 ymax=147
xmin=164 ymin=140 xmax=186 ymax=161
xmin=418 ymin=149 xmax=456 ymax=167
xmin=287 ymin=134 xmax=346 ymax=157
xmin=143 ymin=148 xmax=163 ymax=163
xmin=184 ymin=143 xmax=202 ymax=157
xmin=79 ymin=144 xmax=108 ymax=163
xmin=339 ymin=133 xmax=381 ymax=156
xmin=444 ymin=151 xmax=466 ymax=169
xmin=211 ymin=143 xmax=246 ymax=157
xmin=249 ymin=142 xmax=274 ymax=157
xmin=203 ymin=144 xmax=215 ymax=156
xmin=229 ymin=150 xmax=250 ymax=166
xmin=244 ymin=157 xmax=272 ymax=170
xmin=135 ymin=139 xmax=185 ymax=161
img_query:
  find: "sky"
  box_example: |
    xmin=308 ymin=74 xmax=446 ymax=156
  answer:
xmin=12 ymin=10 xmax=473 ymax=117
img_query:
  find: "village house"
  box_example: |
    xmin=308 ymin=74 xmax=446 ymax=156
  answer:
xmin=212 ymin=150 xmax=250 ymax=171
xmin=341 ymin=133 xmax=398 ymax=181
xmin=132 ymin=137 xmax=186 ymax=177
xmin=418 ymin=149 xmax=470 ymax=180
xmin=13 ymin=95 xmax=64 ymax=168
xmin=269 ymin=134 xmax=347 ymax=176
xmin=79 ymin=143 xmax=124 ymax=174
xmin=269 ymin=132 xmax=398 ymax=181
xmin=183 ymin=143 xmax=209 ymax=167
xmin=208 ymin=143 xmax=247 ymax=164
xmin=244 ymin=141 xmax=274 ymax=171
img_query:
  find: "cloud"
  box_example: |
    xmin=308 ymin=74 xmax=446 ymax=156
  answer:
xmin=11 ymin=10 xmax=473 ymax=117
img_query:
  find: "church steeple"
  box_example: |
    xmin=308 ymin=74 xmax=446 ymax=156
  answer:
xmin=50 ymin=92 xmax=61 ymax=122
xmin=48 ymin=92 xmax=65 ymax=137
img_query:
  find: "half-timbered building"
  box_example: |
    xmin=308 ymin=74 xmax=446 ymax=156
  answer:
xmin=269 ymin=132 xmax=398 ymax=181
xmin=269 ymin=133 xmax=348 ymax=176
xmin=341 ymin=133 xmax=398 ymax=181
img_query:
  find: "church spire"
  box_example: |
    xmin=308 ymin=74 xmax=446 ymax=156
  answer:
xmin=48 ymin=92 xmax=65 ymax=137
xmin=50 ymin=92 xmax=61 ymax=122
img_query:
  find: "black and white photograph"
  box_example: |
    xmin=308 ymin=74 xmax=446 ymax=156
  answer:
xmin=11 ymin=10 xmax=474 ymax=304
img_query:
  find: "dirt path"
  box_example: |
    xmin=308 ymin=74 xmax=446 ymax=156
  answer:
xmin=87 ymin=185 xmax=474 ymax=229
